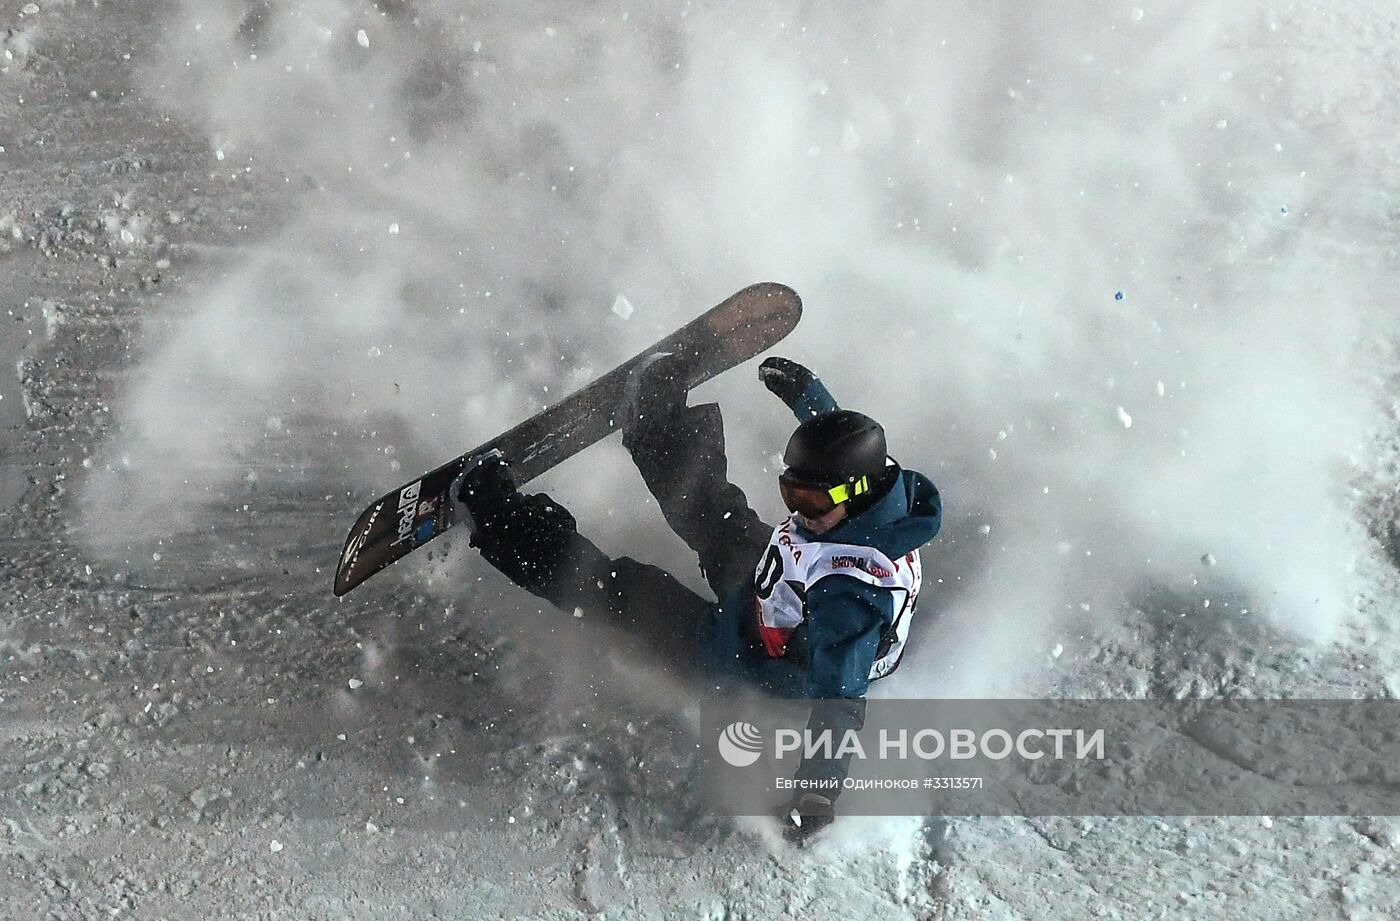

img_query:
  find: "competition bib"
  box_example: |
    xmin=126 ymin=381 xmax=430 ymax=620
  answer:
xmin=753 ymin=516 xmax=922 ymax=681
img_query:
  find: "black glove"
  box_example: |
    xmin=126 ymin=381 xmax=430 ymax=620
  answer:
xmin=458 ymin=454 xmax=578 ymax=596
xmin=758 ymin=356 xmax=816 ymax=410
xmin=775 ymin=792 xmax=836 ymax=846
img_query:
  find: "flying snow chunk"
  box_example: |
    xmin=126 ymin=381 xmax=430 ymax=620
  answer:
xmin=1116 ymin=406 xmax=1133 ymax=428
xmin=388 ymin=222 xmax=399 ymax=235
xmin=1052 ymin=643 xmax=1064 ymax=659
xmin=347 ymin=678 xmax=364 ymax=689
xmin=356 ymin=29 xmax=370 ymax=48
xmin=611 ymin=294 xmax=634 ymax=320
xmin=269 ymin=840 xmax=284 ymax=853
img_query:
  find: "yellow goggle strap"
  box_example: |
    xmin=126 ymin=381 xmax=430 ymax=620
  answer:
xmin=826 ymin=475 xmax=870 ymax=505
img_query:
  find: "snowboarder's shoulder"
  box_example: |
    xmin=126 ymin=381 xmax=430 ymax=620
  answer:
xmin=829 ymin=467 xmax=940 ymax=555
xmin=898 ymin=467 xmax=940 ymax=513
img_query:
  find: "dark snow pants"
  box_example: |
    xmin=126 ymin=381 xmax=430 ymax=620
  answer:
xmin=509 ymin=402 xmax=861 ymax=794
xmin=527 ymin=401 xmax=772 ymax=675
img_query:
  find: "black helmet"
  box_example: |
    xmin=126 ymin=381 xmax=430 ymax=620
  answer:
xmin=783 ymin=410 xmax=888 ymax=488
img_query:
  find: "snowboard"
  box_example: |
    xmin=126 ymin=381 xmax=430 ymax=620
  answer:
xmin=333 ymin=282 xmax=803 ymax=596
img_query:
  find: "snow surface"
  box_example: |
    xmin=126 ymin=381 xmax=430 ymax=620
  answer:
xmin=2 ymin=0 xmax=1400 ymax=918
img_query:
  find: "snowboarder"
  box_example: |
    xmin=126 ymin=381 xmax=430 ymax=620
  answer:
xmin=456 ymin=355 xmax=942 ymax=843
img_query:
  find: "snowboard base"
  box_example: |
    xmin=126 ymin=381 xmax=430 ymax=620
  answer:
xmin=333 ymin=283 xmax=802 ymax=596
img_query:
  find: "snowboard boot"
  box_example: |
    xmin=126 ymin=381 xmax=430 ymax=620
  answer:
xmin=620 ymin=351 xmax=690 ymax=456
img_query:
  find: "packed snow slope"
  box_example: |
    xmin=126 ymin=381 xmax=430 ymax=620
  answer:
xmin=2 ymin=1 xmax=1399 ymax=918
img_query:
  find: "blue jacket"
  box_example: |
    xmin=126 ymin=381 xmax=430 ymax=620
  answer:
xmin=697 ymin=379 xmax=942 ymax=700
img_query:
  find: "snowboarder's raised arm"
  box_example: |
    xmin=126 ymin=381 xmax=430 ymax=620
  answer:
xmin=792 ymin=378 xmax=838 ymax=420
xmin=759 ymin=356 xmax=839 ymax=420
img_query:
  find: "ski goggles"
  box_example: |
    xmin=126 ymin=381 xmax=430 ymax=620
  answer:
xmin=778 ymin=471 xmax=872 ymax=519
